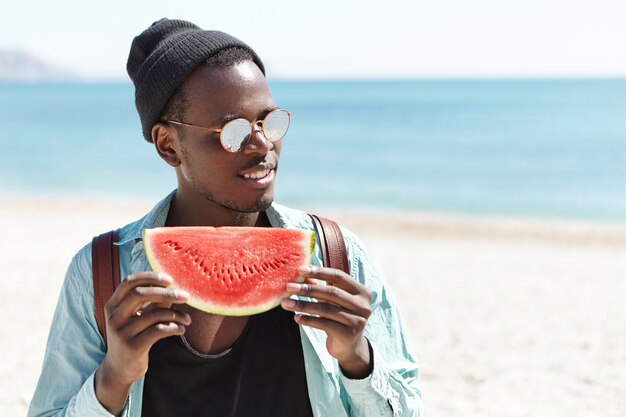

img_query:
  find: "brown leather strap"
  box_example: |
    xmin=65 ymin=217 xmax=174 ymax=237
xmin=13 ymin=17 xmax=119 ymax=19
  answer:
xmin=91 ymin=229 xmax=120 ymax=346
xmin=309 ymin=214 xmax=350 ymax=275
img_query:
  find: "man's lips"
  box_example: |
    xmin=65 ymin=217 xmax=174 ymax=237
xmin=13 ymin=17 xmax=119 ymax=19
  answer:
xmin=237 ymin=162 xmax=277 ymax=188
xmin=238 ymin=169 xmax=275 ymax=188
xmin=238 ymin=162 xmax=276 ymax=178
xmin=241 ymin=168 xmax=272 ymax=179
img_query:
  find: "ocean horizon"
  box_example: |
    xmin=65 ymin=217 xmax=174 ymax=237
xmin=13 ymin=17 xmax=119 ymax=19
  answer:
xmin=2 ymin=78 xmax=625 ymax=221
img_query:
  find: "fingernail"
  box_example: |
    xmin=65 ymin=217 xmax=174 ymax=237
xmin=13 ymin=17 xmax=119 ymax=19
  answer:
xmin=298 ymin=266 xmax=312 ymax=274
xmin=175 ymin=290 xmax=190 ymax=299
xmin=282 ymin=298 xmax=296 ymax=308
xmin=158 ymin=273 xmax=173 ymax=283
xmin=286 ymin=283 xmax=301 ymax=292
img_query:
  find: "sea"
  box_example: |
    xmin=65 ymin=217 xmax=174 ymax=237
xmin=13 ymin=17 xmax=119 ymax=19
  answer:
xmin=1 ymin=79 xmax=625 ymax=221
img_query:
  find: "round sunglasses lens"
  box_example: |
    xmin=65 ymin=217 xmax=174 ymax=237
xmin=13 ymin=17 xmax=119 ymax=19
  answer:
xmin=221 ymin=119 xmax=251 ymax=152
xmin=263 ymin=109 xmax=290 ymax=141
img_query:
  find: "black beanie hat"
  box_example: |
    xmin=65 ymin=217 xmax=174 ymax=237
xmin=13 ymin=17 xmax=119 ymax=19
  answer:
xmin=127 ymin=18 xmax=265 ymax=142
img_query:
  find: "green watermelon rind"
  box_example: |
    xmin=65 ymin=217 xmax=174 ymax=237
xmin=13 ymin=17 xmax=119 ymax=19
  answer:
xmin=143 ymin=227 xmax=315 ymax=316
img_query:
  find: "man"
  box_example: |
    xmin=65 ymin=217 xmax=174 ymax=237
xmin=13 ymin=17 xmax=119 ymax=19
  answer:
xmin=28 ymin=18 xmax=422 ymax=417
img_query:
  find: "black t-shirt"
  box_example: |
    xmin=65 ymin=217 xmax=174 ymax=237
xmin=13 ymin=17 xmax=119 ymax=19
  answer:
xmin=141 ymin=307 xmax=314 ymax=417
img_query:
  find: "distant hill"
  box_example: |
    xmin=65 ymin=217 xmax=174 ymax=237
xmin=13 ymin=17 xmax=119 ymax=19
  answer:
xmin=0 ymin=49 xmax=77 ymax=82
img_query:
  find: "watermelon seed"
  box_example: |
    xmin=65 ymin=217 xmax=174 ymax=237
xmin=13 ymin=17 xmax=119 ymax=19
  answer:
xmin=225 ymin=266 xmax=233 ymax=285
xmin=164 ymin=241 xmax=183 ymax=251
xmin=233 ymin=264 xmax=243 ymax=282
xmin=270 ymin=260 xmax=283 ymax=270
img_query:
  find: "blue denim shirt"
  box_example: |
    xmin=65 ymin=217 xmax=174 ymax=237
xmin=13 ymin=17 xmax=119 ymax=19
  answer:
xmin=28 ymin=191 xmax=423 ymax=417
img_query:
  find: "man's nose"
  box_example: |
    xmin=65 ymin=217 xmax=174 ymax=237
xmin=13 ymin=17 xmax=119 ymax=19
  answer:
xmin=242 ymin=123 xmax=273 ymax=154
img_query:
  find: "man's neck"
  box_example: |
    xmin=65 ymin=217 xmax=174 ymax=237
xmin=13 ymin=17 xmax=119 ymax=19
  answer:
xmin=165 ymin=194 xmax=271 ymax=227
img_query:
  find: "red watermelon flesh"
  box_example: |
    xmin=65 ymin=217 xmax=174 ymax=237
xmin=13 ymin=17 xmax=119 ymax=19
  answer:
xmin=143 ymin=227 xmax=315 ymax=316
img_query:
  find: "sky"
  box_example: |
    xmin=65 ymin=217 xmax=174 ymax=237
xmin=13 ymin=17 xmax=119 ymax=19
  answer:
xmin=2 ymin=0 xmax=626 ymax=80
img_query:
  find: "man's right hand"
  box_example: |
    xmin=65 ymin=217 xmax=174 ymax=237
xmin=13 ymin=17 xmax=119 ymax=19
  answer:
xmin=94 ymin=272 xmax=191 ymax=415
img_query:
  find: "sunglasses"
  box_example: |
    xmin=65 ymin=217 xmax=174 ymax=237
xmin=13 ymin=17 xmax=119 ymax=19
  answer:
xmin=164 ymin=108 xmax=290 ymax=152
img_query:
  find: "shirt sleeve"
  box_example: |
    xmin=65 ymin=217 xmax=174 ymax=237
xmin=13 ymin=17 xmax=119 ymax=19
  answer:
xmin=27 ymin=248 xmax=132 ymax=417
xmin=339 ymin=230 xmax=424 ymax=417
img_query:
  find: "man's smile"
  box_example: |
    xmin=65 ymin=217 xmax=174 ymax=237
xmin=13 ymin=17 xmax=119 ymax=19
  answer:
xmin=242 ymin=168 xmax=271 ymax=179
xmin=238 ymin=168 xmax=275 ymax=188
xmin=237 ymin=161 xmax=277 ymax=188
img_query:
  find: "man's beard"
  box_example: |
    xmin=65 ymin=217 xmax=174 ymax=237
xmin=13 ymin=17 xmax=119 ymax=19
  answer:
xmin=182 ymin=145 xmax=274 ymax=217
xmin=193 ymin=180 xmax=273 ymax=215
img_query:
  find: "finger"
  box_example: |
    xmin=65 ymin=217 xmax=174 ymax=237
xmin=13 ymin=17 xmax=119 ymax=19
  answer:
xmin=107 ymin=272 xmax=173 ymax=307
xmin=285 ymin=283 xmax=370 ymax=317
xmin=303 ymin=277 xmax=321 ymax=286
xmin=144 ymin=300 xmax=174 ymax=311
xmin=152 ymin=301 xmax=174 ymax=309
xmin=108 ymin=286 xmax=189 ymax=328
xmin=298 ymin=266 xmax=367 ymax=297
xmin=132 ymin=322 xmax=187 ymax=351
xmin=281 ymin=298 xmax=355 ymax=326
xmin=118 ymin=308 xmax=192 ymax=338
xmin=292 ymin=313 xmax=350 ymax=337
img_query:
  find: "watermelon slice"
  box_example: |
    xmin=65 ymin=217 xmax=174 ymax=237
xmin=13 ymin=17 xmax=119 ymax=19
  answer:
xmin=143 ymin=227 xmax=315 ymax=316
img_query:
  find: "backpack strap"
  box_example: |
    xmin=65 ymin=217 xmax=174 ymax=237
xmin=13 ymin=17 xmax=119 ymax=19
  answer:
xmin=91 ymin=229 xmax=120 ymax=346
xmin=309 ymin=214 xmax=350 ymax=275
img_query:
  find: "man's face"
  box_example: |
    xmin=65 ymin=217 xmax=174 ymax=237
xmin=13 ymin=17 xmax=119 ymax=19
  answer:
xmin=169 ymin=60 xmax=282 ymax=214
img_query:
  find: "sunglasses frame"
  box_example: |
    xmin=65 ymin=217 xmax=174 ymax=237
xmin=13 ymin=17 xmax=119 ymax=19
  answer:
xmin=164 ymin=108 xmax=291 ymax=152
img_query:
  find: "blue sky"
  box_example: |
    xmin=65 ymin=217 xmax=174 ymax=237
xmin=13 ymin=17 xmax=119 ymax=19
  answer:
xmin=2 ymin=0 xmax=626 ymax=80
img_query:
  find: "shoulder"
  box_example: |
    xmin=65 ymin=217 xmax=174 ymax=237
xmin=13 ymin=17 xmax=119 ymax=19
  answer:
xmin=269 ymin=202 xmax=382 ymax=289
xmin=266 ymin=202 xmax=315 ymax=230
xmin=67 ymin=199 xmax=159 ymax=288
xmin=268 ymin=202 xmax=365 ymax=251
xmin=65 ymin=241 xmax=94 ymax=296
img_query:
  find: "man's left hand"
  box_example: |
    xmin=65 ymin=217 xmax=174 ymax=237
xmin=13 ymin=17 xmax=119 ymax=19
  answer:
xmin=281 ymin=265 xmax=373 ymax=379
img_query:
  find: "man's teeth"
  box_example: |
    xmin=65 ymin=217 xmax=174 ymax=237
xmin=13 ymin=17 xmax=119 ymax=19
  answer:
xmin=243 ymin=169 xmax=270 ymax=179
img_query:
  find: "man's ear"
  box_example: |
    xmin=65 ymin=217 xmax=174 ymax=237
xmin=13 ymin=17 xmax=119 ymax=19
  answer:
xmin=152 ymin=123 xmax=181 ymax=167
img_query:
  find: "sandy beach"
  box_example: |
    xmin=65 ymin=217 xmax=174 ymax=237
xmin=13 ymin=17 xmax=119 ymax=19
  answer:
xmin=2 ymin=197 xmax=626 ymax=417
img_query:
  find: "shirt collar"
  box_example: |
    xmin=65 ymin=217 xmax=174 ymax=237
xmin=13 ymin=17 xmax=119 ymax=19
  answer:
xmin=116 ymin=190 xmax=176 ymax=245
